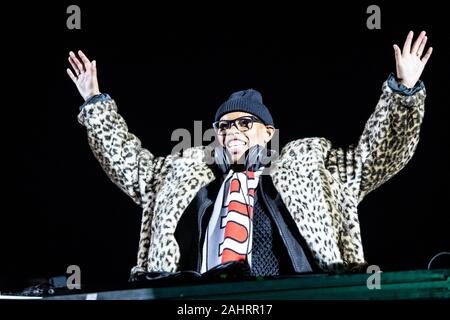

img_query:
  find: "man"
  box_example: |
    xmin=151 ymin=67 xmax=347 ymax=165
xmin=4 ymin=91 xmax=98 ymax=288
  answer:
xmin=67 ymin=31 xmax=432 ymax=276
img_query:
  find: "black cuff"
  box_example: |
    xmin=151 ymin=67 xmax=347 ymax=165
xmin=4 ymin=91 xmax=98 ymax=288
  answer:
xmin=79 ymin=93 xmax=111 ymax=110
xmin=387 ymin=73 xmax=424 ymax=96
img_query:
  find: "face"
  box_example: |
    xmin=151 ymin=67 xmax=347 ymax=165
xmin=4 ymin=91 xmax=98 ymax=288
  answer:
xmin=216 ymin=112 xmax=275 ymax=163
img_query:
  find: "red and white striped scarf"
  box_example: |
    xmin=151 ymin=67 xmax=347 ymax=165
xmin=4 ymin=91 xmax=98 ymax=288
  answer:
xmin=201 ymin=168 xmax=263 ymax=273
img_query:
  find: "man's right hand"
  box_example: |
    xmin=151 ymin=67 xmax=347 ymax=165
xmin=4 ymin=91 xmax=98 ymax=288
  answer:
xmin=67 ymin=50 xmax=100 ymax=101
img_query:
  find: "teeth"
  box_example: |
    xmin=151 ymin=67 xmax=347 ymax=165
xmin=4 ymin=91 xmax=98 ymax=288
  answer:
xmin=228 ymin=140 xmax=246 ymax=147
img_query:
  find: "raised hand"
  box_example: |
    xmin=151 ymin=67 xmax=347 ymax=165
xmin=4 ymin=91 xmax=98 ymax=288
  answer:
xmin=393 ymin=31 xmax=433 ymax=88
xmin=67 ymin=50 xmax=100 ymax=101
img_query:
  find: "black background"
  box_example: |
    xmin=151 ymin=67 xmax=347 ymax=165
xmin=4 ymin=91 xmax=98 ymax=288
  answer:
xmin=2 ymin=1 xmax=449 ymax=291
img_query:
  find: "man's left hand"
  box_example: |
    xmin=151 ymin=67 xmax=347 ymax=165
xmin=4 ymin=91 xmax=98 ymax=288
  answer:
xmin=393 ymin=31 xmax=433 ymax=88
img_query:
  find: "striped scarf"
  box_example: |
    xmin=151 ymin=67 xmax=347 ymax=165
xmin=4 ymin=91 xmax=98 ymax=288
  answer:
xmin=201 ymin=168 xmax=263 ymax=273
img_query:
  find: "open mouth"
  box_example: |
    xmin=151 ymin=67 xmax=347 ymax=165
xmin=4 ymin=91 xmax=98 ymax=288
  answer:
xmin=226 ymin=139 xmax=248 ymax=154
xmin=227 ymin=139 xmax=247 ymax=148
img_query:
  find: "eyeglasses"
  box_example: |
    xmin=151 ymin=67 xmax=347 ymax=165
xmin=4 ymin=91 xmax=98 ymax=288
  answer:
xmin=213 ymin=116 xmax=264 ymax=135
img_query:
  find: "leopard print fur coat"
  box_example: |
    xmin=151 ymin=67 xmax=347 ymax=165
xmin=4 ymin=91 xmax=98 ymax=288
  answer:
xmin=77 ymin=81 xmax=425 ymax=274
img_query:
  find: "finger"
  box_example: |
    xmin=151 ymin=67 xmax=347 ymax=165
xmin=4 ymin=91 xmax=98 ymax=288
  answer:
xmin=91 ymin=60 xmax=97 ymax=76
xmin=78 ymin=50 xmax=92 ymax=71
xmin=411 ymin=31 xmax=426 ymax=55
xmin=417 ymin=36 xmax=428 ymax=57
xmin=402 ymin=31 xmax=414 ymax=55
xmin=67 ymin=68 xmax=77 ymax=83
xmin=393 ymin=44 xmax=402 ymax=61
xmin=393 ymin=44 xmax=402 ymax=69
xmin=69 ymin=51 xmax=85 ymax=73
xmin=393 ymin=44 xmax=401 ymax=76
xmin=68 ymin=56 xmax=80 ymax=75
xmin=421 ymin=47 xmax=433 ymax=65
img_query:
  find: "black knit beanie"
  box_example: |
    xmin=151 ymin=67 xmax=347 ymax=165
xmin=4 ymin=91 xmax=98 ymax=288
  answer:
xmin=215 ymin=89 xmax=274 ymax=126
